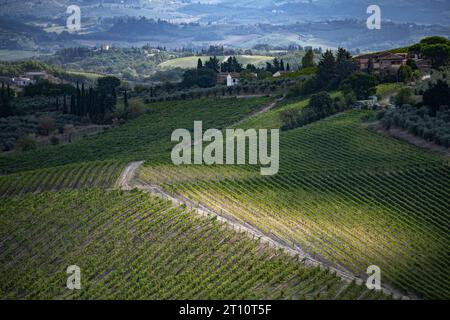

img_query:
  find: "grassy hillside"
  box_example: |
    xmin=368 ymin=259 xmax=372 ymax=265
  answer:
xmin=159 ymin=55 xmax=273 ymax=70
xmin=0 ymin=97 xmax=271 ymax=174
xmin=237 ymin=92 xmax=341 ymax=130
xmin=0 ymin=189 xmax=386 ymax=300
xmin=0 ymin=50 xmax=39 ymax=61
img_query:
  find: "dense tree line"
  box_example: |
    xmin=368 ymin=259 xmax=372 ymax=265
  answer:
xmin=64 ymin=76 xmax=121 ymax=122
xmin=287 ymin=48 xmax=364 ymax=99
xmin=265 ymin=58 xmax=289 ymax=73
xmin=221 ymin=57 xmax=243 ymax=73
xmin=56 ymin=47 xmax=93 ymax=63
xmin=380 ymin=105 xmax=450 ymax=148
xmin=182 ymin=55 xmax=294 ymax=88
xmin=410 ymin=36 xmax=450 ymax=68
xmin=0 ymin=60 xmax=56 ymax=78
xmin=23 ymin=80 xmax=75 ymax=97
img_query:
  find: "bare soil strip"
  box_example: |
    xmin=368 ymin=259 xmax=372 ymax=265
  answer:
xmin=233 ymin=97 xmax=283 ymax=127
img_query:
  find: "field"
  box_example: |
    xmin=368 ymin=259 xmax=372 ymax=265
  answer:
xmin=0 ymin=50 xmax=39 ymax=61
xmin=0 ymin=93 xmax=448 ymax=300
xmin=66 ymin=70 xmax=105 ymax=81
xmin=158 ymin=55 xmax=274 ymax=70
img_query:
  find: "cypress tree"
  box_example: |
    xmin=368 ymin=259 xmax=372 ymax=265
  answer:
xmin=0 ymin=82 xmax=12 ymax=117
xmin=6 ymin=83 xmax=11 ymax=99
xmin=63 ymin=95 xmax=67 ymax=114
xmin=302 ymin=49 xmax=315 ymax=68
xmin=124 ymin=90 xmax=128 ymax=110
xmin=317 ymin=50 xmax=337 ymax=89
xmin=88 ymin=87 xmax=94 ymax=118
xmin=0 ymin=82 xmax=5 ymax=117
xmin=70 ymin=94 xmax=76 ymax=115
xmin=81 ymin=83 xmax=86 ymax=116
xmin=76 ymin=82 xmax=81 ymax=116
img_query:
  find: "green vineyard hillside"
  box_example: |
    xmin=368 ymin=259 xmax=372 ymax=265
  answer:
xmin=0 ymin=93 xmax=448 ymax=300
xmin=137 ymin=110 xmax=450 ymax=299
xmin=0 ymin=160 xmax=125 ymax=197
xmin=0 ymin=97 xmax=272 ymax=174
xmin=0 ymin=189 xmax=386 ymax=300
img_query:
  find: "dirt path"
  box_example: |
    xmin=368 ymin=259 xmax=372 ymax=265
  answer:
xmin=116 ymin=160 xmax=413 ymax=300
xmin=115 ymin=161 xmax=144 ymax=190
xmin=233 ymin=98 xmax=282 ymax=127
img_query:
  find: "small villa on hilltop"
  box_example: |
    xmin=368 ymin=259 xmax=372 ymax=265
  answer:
xmin=11 ymin=71 xmax=62 ymax=87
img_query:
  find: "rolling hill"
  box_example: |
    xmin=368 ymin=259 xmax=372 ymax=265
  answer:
xmin=0 ymin=93 xmax=448 ymax=299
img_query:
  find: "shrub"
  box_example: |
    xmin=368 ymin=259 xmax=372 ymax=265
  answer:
xmin=38 ymin=117 xmax=56 ymax=136
xmin=395 ymin=88 xmax=415 ymax=106
xmin=50 ymin=136 xmax=60 ymax=145
xmin=16 ymin=134 xmax=37 ymax=152
xmin=128 ymin=100 xmax=145 ymax=119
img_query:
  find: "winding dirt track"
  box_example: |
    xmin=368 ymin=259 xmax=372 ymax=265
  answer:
xmin=115 ymin=161 xmax=144 ymax=190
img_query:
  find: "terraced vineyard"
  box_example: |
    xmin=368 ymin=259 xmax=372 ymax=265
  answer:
xmin=0 ymin=189 xmax=387 ymax=300
xmin=0 ymin=160 xmax=125 ymax=197
xmin=137 ymin=110 xmax=450 ymax=299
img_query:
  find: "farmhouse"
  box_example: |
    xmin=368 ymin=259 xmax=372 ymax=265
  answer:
xmin=355 ymin=52 xmax=432 ymax=75
xmin=217 ymin=72 xmax=240 ymax=87
xmin=355 ymin=52 xmax=406 ymax=74
xmin=25 ymin=71 xmax=48 ymax=81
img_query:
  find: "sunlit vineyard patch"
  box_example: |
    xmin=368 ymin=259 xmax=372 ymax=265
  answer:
xmin=140 ymin=111 xmax=450 ymax=299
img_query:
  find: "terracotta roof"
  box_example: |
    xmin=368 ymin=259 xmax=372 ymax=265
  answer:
xmin=356 ymin=52 xmax=391 ymax=60
xmin=378 ymin=53 xmax=407 ymax=60
xmin=356 ymin=52 xmax=407 ymax=60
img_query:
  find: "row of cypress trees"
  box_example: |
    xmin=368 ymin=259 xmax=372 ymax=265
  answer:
xmin=61 ymin=81 xmax=125 ymax=121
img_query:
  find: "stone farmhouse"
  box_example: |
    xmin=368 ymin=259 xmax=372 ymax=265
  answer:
xmin=355 ymin=52 xmax=432 ymax=75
